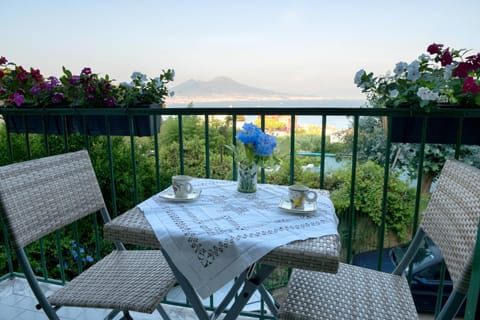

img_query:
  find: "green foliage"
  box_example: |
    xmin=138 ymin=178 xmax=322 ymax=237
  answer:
xmin=330 ymin=161 xmax=415 ymax=240
xmin=339 ymin=116 xmax=480 ymax=193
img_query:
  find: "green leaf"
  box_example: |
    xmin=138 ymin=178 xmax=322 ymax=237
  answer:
xmin=475 ymin=93 xmax=480 ymax=106
xmin=62 ymin=66 xmax=72 ymax=78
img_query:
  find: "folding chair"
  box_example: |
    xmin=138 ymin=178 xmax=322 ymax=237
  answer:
xmin=0 ymin=150 xmax=176 ymax=320
xmin=278 ymin=159 xmax=480 ymax=320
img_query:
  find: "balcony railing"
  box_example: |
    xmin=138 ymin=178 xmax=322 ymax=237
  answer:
xmin=1 ymin=106 xmax=479 ymax=319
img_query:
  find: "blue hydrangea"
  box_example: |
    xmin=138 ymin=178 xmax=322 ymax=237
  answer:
xmin=237 ymin=123 xmax=262 ymax=145
xmin=234 ymin=123 xmax=277 ymax=166
xmin=253 ymin=133 xmax=276 ymax=156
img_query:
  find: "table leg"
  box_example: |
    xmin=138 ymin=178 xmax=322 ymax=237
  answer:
xmin=223 ymin=264 xmax=276 ymax=320
xmin=210 ymin=271 xmax=247 ymax=319
xmin=161 ymin=249 xmax=210 ymax=320
xmin=258 ymin=283 xmax=279 ymax=317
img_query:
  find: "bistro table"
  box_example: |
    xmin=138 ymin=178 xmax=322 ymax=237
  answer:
xmin=104 ymin=179 xmax=341 ymax=320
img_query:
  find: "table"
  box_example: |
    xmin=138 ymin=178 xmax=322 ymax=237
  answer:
xmin=104 ymin=179 xmax=341 ymax=320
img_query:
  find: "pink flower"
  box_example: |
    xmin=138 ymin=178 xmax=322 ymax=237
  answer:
xmin=427 ymin=43 xmax=443 ymax=55
xmin=455 ymin=62 xmax=469 ymax=78
xmin=440 ymin=49 xmax=453 ymax=66
xmin=30 ymin=68 xmax=43 ymax=82
xmin=463 ymin=77 xmax=480 ymax=94
xmin=466 ymin=53 xmax=480 ymax=71
xmin=16 ymin=66 xmax=28 ymax=82
xmin=0 ymin=56 xmax=7 ymax=64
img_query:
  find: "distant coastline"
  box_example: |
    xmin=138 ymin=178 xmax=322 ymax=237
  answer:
xmin=168 ymin=98 xmax=366 ymax=108
xmin=166 ymin=100 xmax=362 ymax=131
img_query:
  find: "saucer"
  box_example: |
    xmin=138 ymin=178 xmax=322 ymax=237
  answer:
xmin=278 ymin=198 xmax=317 ymax=214
xmin=158 ymin=189 xmax=201 ymax=202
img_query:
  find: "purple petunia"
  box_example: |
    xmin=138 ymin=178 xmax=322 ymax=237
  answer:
xmin=81 ymin=67 xmax=92 ymax=75
xmin=51 ymin=92 xmax=64 ymax=104
xmin=12 ymin=92 xmax=25 ymax=106
xmin=104 ymin=97 xmax=116 ymax=106
xmin=30 ymin=86 xmax=41 ymax=95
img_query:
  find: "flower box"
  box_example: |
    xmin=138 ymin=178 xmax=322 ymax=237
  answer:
xmin=390 ymin=116 xmax=480 ymax=145
xmin=1 ymin=56 xmax=174 ymax=136
xmin=5 ymin=114 xmax=67 ymax=135
xmin=70 ymin=114 xmax=161 ymax=136
xmin=5 ymin=106 xmax=162 ymax=136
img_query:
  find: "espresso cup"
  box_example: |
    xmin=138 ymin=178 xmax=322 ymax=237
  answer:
xmin=288 ymin=184 xmax=317 ymax=209
xmin=172 ymin=175 xmax=193 ymax=198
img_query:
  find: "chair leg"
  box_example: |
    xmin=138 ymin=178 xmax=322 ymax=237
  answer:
xmin=16 ymin=249 xmax=60 ymax=320
xmin=156 ymin=305 xmax=171 ymax=320
xmin=436 ymin=289 xmax=466 ymax=320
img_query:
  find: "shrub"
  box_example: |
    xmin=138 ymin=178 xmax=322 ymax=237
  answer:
xmin=330 ymin=161 xmax=415 ymax=240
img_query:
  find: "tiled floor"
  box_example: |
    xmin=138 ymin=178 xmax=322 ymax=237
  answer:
xmin=1 ymin=277 xmax=460 ymax=320
xmin=0 ymin=278 xmax=259 ymax=320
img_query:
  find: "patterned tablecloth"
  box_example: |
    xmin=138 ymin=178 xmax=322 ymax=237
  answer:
xmin=139 ymin=179 xmax=339 ymax=298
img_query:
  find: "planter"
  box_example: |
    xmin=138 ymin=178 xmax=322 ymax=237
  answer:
xmin=4 ymin=105 xmax=162 ymax=136
xmin=390 ymin=117 xmax=480 ymax=145
xmin=70 ymin=114 xmax=161 ymax=137
xmin=5 ymin=114 xmax=68 ymax=135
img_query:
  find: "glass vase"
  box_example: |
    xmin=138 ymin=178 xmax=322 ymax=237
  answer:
xmin=237 ymin=162 xmax=258 ymax=193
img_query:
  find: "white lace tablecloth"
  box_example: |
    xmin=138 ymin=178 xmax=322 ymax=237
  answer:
xmin=140 ymin=179 xmax=339 ymax=298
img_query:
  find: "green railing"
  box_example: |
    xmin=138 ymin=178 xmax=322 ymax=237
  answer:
xmin=1 ymin=106 xmax=480 ymax=318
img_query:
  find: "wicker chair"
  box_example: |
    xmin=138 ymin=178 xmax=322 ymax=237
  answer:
xmin=278 ymin=159 xmax=480 ymax=320
xmin=0 ymin=150 xmax=177 ymax=320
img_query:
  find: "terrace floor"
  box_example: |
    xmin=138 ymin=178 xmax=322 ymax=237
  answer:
xmin=0 ymin=278 xmax=256 ymax=320
xmin=0 ymin=277 xmax=466 ymax=320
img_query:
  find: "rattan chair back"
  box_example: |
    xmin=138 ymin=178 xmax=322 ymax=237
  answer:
xmin=0 ymin=150 xmax=106 ymax=248
xmin=0 ymin=151 xmax=176 ymax=320
xmin=420 ymin=159 xmax=480 ymax=294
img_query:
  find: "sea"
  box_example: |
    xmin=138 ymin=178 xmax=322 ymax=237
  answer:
xmin=169 ymin=99 xmax=365 ymax=130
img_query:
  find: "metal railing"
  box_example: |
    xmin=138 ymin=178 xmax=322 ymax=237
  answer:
xmin=1 ymin=105 xmax=480 ymax=318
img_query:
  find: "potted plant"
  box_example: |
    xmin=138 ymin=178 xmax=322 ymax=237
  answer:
xmin=0 ymin=56 xmax=174 ymax=136
xmin=354 ymin=43 xmax=480 ymax=144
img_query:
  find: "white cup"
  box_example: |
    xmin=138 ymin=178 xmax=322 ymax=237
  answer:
xmin=288 ymin=184 xmax=317 ymax=209
xmin=172 ymin=175 xmax=193 ymax=198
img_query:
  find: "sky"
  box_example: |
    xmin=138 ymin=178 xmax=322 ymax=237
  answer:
xmin=3 ymin=0 xmax=480 ymax=100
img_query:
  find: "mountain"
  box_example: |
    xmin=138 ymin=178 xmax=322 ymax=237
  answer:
xmin=167 ymin=76 xmax=307 ymax=104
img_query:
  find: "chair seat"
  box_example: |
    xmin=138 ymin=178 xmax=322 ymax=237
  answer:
xmin=48 ymin=250 xmax=176 ymax=314
xmin=278 ymin=263 xmax=418 ymax=320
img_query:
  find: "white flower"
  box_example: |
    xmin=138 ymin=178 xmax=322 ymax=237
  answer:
xmin=437 ymin=95 xmax=449 ymax=103
xmin=417 ymin=87 xmax=439 ymax=101
xmin=444 ymin=64 xmax=455 ymax=80
xmin=418 ymin=54 xmax=430 ymax=62
xmin=389 ymin=89 xmax=399 ymax=98
xmin=407 ymin=61 xmax=421 ymax=81
xmin=153 ymin=77 xmax=163 ymax=88
xmin=131 ymin=72 xmax=147 ymax=83
xmin=393 ymin=62 xmax=408 ymax=75
xmin=354 ymin=69 xmax=366 ymax=85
